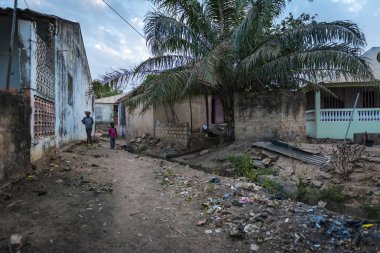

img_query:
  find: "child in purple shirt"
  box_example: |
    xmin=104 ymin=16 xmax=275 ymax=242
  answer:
xmin=108 ymin=122 xmax=117 ymax=149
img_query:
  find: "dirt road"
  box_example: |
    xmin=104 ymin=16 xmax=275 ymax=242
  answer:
xmin=0 ymin=141 xmax=241 ymax=253
xmin=1 ymin=140 xmax=379 ymax=253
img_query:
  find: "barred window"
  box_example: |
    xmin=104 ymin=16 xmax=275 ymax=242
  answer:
xmin=34 ymin=96 xmax=55 ymax=138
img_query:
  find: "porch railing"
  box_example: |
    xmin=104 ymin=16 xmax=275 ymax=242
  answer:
xmin=317 ymin=109 xmax=380 ymax=122
xmin=320 ymin=110 xmax=352 ymax=121
xmin=358 ymin=110 xmax=380 ymax=121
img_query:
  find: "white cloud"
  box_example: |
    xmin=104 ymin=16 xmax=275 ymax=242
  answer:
xmin=130 ymin=17 xmax=144 ymax=29
xmin=94 ymin=43 xmax=135 ymax=61
xmin=332 ymin=0 xmax=367 ymax=12
xmin=83 ymin=0 xmax=106 ymax=7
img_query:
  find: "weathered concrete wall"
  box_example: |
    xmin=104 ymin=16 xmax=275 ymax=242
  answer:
xmin=155 ymin=122 xmax=190 ymax=148
xmin=0 ymin=91 xmax=31 ymax=181
xmin=125 ymin=96 xmax=212 ymax=138
xmin=95 ymin=103 xmax=113 ymax=124
xmin=126 ymin=105 xmax=155 ymax=138
xmin=153 ymin=96 xmax=211 ymax=131
xmin=27 ymin=18 xmax=93 ymax=161
xmin=234 ymin=90 xmax=306 ymax=142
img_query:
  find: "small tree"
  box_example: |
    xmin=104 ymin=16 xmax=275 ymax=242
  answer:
xmin=322 ymin=143 xmax=366 ymax=181
xmin=92 ymin=80 xmax=122 ymax=99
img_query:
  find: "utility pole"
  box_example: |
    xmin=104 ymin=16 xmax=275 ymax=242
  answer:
xmin=5 ymin=0 xmax=18 ymax=90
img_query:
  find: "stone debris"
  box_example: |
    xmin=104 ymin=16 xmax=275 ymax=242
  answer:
xmin=9 ymin=234 xmax=22 ymax=253
xmin=156 ymin=163 xmax=380 ymax=252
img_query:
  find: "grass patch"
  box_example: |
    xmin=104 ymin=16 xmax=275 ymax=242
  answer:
xmin=256 ymin=167 xmax=278 ymax=177
xmin=259 ymin=178 xmax=288 ymax=198
xmin=206 ymin=183 xmax=215 ymax=194
xmin=227 ymin=154 xmax=278 ymax=182
xmin=137 ymin=144 xmax=148 ymax=154
xmin=160 ymin=169 xmax=174 ymax=185
xmin=227 ymin=154 xmax=253 ymax=179
xmin=363 ymin=204 xmax=380 ymax=220
xmin=295 ymin=177 xmax=319 ymax=204
xmin=319 ymin=185 xmax=349 ymax=203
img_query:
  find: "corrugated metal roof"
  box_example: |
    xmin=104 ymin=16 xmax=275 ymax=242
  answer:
xmin=253 ymin=141 xmax=328 ymax=166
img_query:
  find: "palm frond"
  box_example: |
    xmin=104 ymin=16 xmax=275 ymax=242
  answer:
xmin=144 ymin=11 xmax=212 ymax=57
xmin=240 ymin=43 xmax=374 ymax=88
xmin=126 ymin=68 xmax=192 ymax=113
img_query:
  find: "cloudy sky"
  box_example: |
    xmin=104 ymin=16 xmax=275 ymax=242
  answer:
xmin=1 ymin=0 xmax=379 ymax=81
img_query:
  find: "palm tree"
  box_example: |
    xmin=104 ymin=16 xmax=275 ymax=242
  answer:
xmin=102 ymin=0 xmax=374 ymax=140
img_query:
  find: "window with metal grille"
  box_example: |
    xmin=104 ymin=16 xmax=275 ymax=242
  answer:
xmin=34 ymin=96 xmax=55 ymax=138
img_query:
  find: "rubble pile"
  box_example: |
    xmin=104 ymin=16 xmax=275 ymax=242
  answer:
xmin=156 ymin=163 xmax=380 ymax=252
xmin=126 ymin=133 xmax=187 ymax=158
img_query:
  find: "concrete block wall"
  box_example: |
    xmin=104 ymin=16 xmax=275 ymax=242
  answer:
xmin=0 ymin=91 xmax=31 ymax=181
xmin=234 ymin=90 xmax=306 ymax=142
xmin=155 ymin=122 xmax=190 ymax=147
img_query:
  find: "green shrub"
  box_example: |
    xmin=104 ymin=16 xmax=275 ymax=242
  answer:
xmin=137 ymin=144 xmax=148 ymax=154
xmin=227 ymin=154 xmax=252 ymax=177
xmin=256 ymin=167 xmax=278 ymax=177
xmin=259 ymin=178 xmax=288 ymax=199
xmin=319 ymin=185 xmax=349 ymax=203
xmin=206 ymin=183 xmax=215 ymax=194
xmin=363 ymin=204 xmax=380 ymax=220
xmin=296 ymin=177 xmax=319 ymax=204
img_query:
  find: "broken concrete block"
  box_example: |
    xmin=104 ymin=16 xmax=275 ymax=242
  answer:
xmin=199 ymin=149 xmax=210 ymax=156
xmin=9 ymin=234 xmax=22 ymax=253
xmin=311 ymin=180 xmax=323 ymax=188
xmin=262 ymin=158 xmax=272 ymax=167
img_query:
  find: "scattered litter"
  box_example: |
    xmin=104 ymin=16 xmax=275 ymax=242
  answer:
xmin=223 ymin=193 xmax=230 ymax=200
xmin=197 ymin=220 xmax=208 ymax=226
xmin=208 ymin=177 xmax=221 ymax=184
xmin=238 ymin=197 xmax=255 ymax=204
xmin=250 ymin=243 xmax=259 ymax=251
xmin=362 ymin=224 xmax=374 ymax=229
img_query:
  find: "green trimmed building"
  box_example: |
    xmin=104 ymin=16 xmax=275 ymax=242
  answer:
xmin=306 ymin=47 xmax=380 ymax=141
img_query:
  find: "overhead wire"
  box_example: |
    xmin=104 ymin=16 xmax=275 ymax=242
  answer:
xmin=23 ymin=0 xmax=29 ymax=9
xmin=102 ymin=0 xmax=146 ymax=40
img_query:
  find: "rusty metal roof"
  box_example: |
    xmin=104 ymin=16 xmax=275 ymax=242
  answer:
xmin=253 ymin=141 xmax=328 ymax=166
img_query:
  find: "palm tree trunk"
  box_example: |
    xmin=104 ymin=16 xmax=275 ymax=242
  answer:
xmin=219 ymin=94 xmax=234 ymax=141
xmin=205 ymin=95 xmax=209 ymax=133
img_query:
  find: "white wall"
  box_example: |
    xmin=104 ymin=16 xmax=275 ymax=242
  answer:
xmin=21 ymin=18 xmax=93 ymax=161
xmin=95 ymin=103 xmax=113 ymax=123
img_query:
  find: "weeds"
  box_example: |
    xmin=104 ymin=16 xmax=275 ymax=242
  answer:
xmin=206 ymin=183 xmax=215 ymax=194
xmin=160 ymin=169 xmax=174 ymax=185
xmin=319 ymin=185 xmax=349 ymax=203
xmin=363 ymin=204 xmax=380 ymax=220
xmin=260 ymin=178 xmax=283 ymax=195
xmin=227 ymin=154 xmax=253 ymax=178
xmin=296 ymin=177 xmax=319 ymax=204
xmin=321 ymin=143 xmax=365 ymax=180
xmin=137 ymin=144 xmax=148 ymax=154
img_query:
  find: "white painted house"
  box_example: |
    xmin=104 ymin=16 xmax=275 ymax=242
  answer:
xmin=0 ymin=8 xmax=93 ymax=160
xmin=95 ymin=93 xmax=127 ymax=136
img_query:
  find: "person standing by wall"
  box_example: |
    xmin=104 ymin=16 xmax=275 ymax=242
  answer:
xmin=108 ymin=122 xmax=117 ymax=149
xmin=82 ymin=111 xmax=94 ymax=145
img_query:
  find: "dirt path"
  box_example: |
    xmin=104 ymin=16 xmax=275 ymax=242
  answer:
xmin=1 ymin=140 xmax=379 ymax=253
xmin=0 ymin=141 xmax=241 ymax=253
